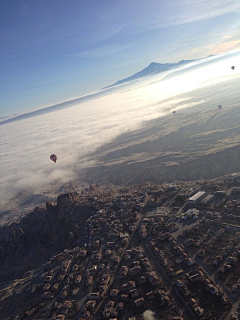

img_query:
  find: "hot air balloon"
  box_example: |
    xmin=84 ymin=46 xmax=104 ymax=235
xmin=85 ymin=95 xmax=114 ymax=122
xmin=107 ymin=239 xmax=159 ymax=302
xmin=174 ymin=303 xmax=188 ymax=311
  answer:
xmin=218 ymin=105 xmax=222 ymax=111
xmin=50 ymin=154 xmax=57 ymax=163
xmin=172 ymin=111 xmax=176 ymax=115
xmin=231 ymin=66 xmax=235 ymax=70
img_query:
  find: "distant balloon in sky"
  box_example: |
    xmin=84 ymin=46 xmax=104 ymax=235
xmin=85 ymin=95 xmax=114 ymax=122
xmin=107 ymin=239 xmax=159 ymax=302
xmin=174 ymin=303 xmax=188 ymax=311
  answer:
xmin=50 ymin=154 xmax=57 ymax=163
xmin=231 ymin=66 xmax=235 ymax=70
xmin=218 ymin=105 xmax=222 ymax=111
xmin=172 ymin=110 xmax=176 ymax=115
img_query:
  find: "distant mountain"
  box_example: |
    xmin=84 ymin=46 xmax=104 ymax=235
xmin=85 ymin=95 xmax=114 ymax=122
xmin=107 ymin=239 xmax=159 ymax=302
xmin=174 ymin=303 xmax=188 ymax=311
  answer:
xmin=1 ymin=55 xmax=215 ymax=126
xmin=103 ymin=59 xmax=197 ymax=89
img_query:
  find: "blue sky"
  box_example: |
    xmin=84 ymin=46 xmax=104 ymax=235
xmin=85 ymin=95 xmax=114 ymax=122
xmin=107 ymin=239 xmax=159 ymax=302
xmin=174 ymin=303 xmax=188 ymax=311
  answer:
xmin=1 ymin=0 xmax=240 ymax=116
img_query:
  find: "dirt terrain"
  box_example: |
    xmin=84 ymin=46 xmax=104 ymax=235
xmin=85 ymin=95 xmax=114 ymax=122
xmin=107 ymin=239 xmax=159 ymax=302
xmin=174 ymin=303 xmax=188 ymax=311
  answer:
xmin=85 ymin=104 xmax=240 ymax=184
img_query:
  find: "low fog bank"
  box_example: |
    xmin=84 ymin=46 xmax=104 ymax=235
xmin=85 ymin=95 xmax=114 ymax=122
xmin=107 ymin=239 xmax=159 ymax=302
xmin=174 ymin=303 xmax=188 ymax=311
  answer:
xmin=85 ymin=103 xmax=240 ymax=185
xmin=0 ymin=51 xmax=239 ymax=224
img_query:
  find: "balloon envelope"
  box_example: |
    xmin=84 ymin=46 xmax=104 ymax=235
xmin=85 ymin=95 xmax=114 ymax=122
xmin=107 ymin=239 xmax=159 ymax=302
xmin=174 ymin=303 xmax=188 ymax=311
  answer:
xmin=218 ymin=105 xmax=222 ymax=110
xmin=50 ymin=154 xmax=57 ymax=163
xmin=231 ymin=66 xmax=235 ymax=70
xmin=172 ymin=111 xmax=176 ymax=115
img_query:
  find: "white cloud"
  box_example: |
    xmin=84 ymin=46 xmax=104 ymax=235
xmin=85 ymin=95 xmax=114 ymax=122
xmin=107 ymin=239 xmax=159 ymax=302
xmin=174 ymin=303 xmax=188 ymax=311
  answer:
xmin=182 ymin=39 xmax=240 ymax=59
xmin=124 ymin=0 xmax=240 ymax=33
xmin=0 ymin=50 xmax=239 ymax=205
xmin=70 ymin=43 xmax=134 ymax=58
xmin=160 ymin=0 xmax=240 ymax=27
xmin=209 ymin=39 xmax=240 ymax=55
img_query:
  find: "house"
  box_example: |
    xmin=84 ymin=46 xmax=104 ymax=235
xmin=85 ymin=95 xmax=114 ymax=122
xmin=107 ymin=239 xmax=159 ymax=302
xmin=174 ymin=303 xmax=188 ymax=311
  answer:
xmin=72 ymin=264 xmax=80 ymax=271
xmin=41 ymin=273 xmax=53 ymax=282
xmin=166 ymin=267 xmax=174 ymax=276
xmin=130 ymin=289 xmax=140 ymax=299
xmin=102 ymin=307 xmax=113 ymax=318
xmin=159 ymin=232 xmax=170 ymax=240
xmin=53 ymin=315 xmax=65 ymax=320
xmin=186 ymin=208 xmax=200 ymax=218
xmin=129 ymin=266 xmax=141 ymax=276
xmin=41 ymin=291 xmax=53 ymax=299
xmin=213 ymin=256 xmax=222 ymax=266
xmin=79 ymin=249 xmax=88 ymax=257
xmin=122 ymin=280 xmax=136 ymax=291
xmin=74 ymin=275 xmax=82 ymax=284
xmin=231 ymin=283 xmax=240 ymax=293
xmin=100 ymin=274 xmax=110 ymax=286
xmin=206 ymin=284 xmax=219 ymax=295
xmin=60 ymin=289 xmax=68 ymax=299
xmin=197 ymin=250 xmax=205 ymax=258
xmin=81 ymin=311 xmax=91 ymax=319
xmin=176 ymin=280 xmax=184 ymax=288
xmin=179 ymin=286 xmax=191 ymax=297
xmin=148 ymin=271 xmax=161 ymax=286
xmin=43 ymin=283 xmax=51 ymax=291
xmin=186 ymin=239 xmax=195 ymax=247
xmin=120 ymin=294 xmax=129 ymax=301
xmin=186 ymin=258 xmax=195 ymax=266
xmin=116 ymin=302 xmax=124 ymax=310
xmin=160 ymin=294 xmax=171 ymax=305
xmin=52 ymin=283 xmax=59 ymax=291
xmin=86 ymin=276 xmax=93 ymax=287
xmin=62 ymin=300 xmax=73 ymax=309
xmin=88 ymin=292 xmax=102 ymax=300
xmin=146 ymin=291 xmax=155 ymax=300
xmin=194 ymin=307 xmax=204 ymax=317
xmin=85 ymin=299 xmax=96 ymax=310
xmin=186 ymin=270 xmax=203 ymax=283
xmin=106 ymin=300 xmax=115 ymax=308
xmin=188 ymin=297 xmax=197 ymax=307
xmin=134 ymin=297 xmax=145 ymax=307
xmin=110 ymin=289 xmax=119 ymax=297
xmin=138 ymin=275 xmax=146 ymax=283
xmin=220 ymin=296 xmax=230 ymax=305
xmin=119 ymin=266 xmax=128 ymax=279
xmin=99 ymin=285 xmax=107 ymax=294
xmin=111 ymin=308 xmax=118 ymax=317
xmin=142 ymin=261 xmax=153 ymax=271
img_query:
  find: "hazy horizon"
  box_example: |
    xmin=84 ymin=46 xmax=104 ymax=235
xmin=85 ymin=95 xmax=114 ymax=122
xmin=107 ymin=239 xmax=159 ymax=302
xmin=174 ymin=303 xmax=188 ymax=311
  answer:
xmin=1 ymin=1 xmax=240 ymax=116
xmin=0 ymin=50 xmax=239 ymax=208
xmin=0 ymin=49 xmax=238 ymax=121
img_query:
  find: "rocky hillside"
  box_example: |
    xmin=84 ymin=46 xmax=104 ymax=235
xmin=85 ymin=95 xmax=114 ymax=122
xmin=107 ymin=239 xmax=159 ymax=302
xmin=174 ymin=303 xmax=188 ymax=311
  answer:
xmin=0 ymin=193 xmax=92 ymax=281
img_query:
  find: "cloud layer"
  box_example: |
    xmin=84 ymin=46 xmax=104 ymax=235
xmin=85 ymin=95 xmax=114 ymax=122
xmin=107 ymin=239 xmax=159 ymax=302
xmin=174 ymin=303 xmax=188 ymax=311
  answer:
xmin=0 ymin=51 xmax=239 ymax=205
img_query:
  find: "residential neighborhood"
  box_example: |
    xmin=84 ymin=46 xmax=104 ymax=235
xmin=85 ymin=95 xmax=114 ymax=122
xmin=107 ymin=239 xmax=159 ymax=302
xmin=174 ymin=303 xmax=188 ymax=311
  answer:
xmin=0 ymin=174 xmax=240 ymax=320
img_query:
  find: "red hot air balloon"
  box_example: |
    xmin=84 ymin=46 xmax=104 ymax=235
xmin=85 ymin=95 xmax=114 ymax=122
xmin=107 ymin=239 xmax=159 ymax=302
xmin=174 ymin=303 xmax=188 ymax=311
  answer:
xmin=50 ymin=154 xmax=57 ymax=163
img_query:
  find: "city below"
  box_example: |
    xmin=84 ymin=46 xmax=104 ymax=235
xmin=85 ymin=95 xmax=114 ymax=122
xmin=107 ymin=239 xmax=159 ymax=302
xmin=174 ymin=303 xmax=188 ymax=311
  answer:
xmin=0 ymin=174 xmax=239 ymax=320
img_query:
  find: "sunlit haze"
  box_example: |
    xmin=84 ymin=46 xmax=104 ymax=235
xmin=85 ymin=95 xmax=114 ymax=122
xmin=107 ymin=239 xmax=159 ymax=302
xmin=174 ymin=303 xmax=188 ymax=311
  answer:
xmin=1 ymin=0 xmax=240 ymax=115
xmin=0 ymin=51 xmax=239 ymax=205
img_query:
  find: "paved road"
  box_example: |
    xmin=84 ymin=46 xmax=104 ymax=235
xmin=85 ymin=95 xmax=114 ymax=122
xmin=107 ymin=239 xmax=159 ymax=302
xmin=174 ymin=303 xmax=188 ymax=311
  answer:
xmin=143 ymin=242 xmax=198 ymax=320
xmin=93 ymin=211 xmax=147 ymax=318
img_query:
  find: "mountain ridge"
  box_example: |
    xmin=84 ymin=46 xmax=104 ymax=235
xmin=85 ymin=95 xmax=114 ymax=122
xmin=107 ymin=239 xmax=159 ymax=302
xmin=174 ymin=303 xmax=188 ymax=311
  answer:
xmin=0 ymin=55 xmax=215 ymax=126
xmin=102 ymin=59 xmax=197 ymax=89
